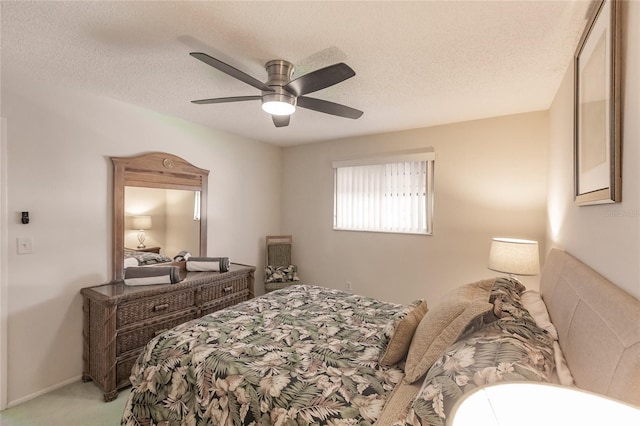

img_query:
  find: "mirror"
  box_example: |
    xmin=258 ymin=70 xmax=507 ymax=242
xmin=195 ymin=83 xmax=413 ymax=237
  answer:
xmin=124 ymin=187 xmax=200 ymax=255
xmin=112 ymin=152 xmax=209 ymax=281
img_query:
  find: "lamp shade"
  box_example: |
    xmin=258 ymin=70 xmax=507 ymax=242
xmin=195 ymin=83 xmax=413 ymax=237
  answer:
xmin=488 ymin=238 xmax=540 ymax=276
xmin=132 ymin=215 xmax=152 ymax=230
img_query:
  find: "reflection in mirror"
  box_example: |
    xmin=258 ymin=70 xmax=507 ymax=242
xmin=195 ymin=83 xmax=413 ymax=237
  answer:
xmin=124 ymin=187 xmax=201 ymax=257
xmin=112 ymin=152 xmax=209 ymax=281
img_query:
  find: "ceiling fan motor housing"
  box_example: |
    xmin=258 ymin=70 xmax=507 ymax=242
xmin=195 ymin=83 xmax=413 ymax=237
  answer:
xmin=262 ymin=60 xmax=297 ymax=113
xmin=265 ymin=60 xmax=295 ymax=86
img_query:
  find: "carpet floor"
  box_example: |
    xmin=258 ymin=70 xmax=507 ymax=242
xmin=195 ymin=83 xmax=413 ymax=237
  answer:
xmin=0 ymin=381 xmax=127 ymax=426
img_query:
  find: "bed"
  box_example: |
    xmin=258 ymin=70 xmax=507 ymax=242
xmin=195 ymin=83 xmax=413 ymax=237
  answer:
xmin=124 ymin=249 xmax=173 ymax=267
xmin=120 ymin=249 xmax=640 ymax=425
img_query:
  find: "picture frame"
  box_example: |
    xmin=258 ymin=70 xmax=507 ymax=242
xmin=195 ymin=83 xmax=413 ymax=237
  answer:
xmin=574 ymin=0 xmax=621 ymax=205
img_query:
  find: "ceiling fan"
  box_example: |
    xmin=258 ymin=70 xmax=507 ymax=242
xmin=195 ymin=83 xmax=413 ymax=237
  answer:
xmin=190 ymin=52 xmax=364 ymax=128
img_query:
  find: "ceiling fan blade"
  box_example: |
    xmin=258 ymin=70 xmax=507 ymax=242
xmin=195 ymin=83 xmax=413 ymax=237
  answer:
xmin=190 ymin=52 xmax=274 ymax=92
xmin=191 ymin=95 xmax=261 ymax=105
xmin=284 ymin=63 xmax=355 ymax=97
xmin=297 ymin=96 xmax=364 ymax=119
xmin=272 ymin=115 xmax=290 ymax=128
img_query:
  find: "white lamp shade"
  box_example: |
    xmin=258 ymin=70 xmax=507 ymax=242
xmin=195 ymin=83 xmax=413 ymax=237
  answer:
xmin=488 ymin=238 xmax=540 ymax=276
xmin=132 ymin=215 xmax=152 ymax=230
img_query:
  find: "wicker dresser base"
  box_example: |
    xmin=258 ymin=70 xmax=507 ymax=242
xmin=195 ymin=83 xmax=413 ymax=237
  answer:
xmin=81 ymin=264 xmax=255 ymax=401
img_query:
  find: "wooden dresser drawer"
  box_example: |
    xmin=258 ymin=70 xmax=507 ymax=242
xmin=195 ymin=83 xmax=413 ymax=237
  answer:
xmin=117 ymin=289 xmax=195 ymax=327
xmin=116 ymin=353 xmax=140 ymax=389
xmin=200 ymin=290 xmax=251 ymax=317
xmin=198 ymin=276 xmax=249 ymax=304
xmin=117 ymin=309 xmax=197 ymax=355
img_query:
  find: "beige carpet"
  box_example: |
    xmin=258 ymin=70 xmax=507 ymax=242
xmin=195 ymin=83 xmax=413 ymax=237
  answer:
xmin=0 ymin=381 xmax=127 ymax=426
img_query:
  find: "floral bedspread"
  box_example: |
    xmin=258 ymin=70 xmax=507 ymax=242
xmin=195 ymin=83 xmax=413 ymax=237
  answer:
xmin=400 ymin=278 xmax=556 ymax=426
xmin=121 ymin=285 xmax=407 ymax=426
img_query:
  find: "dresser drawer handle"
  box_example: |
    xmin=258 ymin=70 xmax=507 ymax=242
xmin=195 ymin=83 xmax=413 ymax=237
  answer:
xmin=153 ymin=303 xmax=169 ymax=311
xmin=223 ymin=286 xmax=233 ymax=292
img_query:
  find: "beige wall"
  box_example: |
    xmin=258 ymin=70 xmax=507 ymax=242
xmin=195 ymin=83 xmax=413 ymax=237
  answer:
xmin=1 ymin=72 xmax=281 ymax=405
xmin=282 ymin=111 xmax=549 ymax=305
xmin=164 ymin=189 xmax=200 ymax=257
xmin=546 ymin=0 xmax=640 ymax=299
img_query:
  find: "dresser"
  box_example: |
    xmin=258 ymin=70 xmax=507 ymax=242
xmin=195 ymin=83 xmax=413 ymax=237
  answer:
xmin=81 ymin=263 xmax=255 ymax=401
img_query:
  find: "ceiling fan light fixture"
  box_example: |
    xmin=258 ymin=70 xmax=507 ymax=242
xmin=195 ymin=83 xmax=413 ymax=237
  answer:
xmin=262 ymin=100 xmax=296 ymax=116
xmin=262 ymin=92 xmax=296 ymax=116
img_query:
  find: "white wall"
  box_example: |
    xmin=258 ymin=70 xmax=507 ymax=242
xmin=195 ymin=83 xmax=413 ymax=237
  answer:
xmin=546 ymin=0 xmax=640 ymax=299
xmin=164 ymin=189 xmax=200 ymax=257
xmin=282 ymin=111 xmax=549 ymax=305
xmin=1 ymin=72 xmax=281 ymax=405
xmin=1 ymin=118 xmax=9 ymax=409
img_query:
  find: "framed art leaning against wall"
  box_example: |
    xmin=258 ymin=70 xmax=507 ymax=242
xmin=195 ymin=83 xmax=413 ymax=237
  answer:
xmin=574 ymin=0 xmax=621 ymax=205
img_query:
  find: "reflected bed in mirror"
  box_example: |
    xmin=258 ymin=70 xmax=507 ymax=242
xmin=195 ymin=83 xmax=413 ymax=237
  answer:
xmin=112 ymin=152 xmax=209 ymax=281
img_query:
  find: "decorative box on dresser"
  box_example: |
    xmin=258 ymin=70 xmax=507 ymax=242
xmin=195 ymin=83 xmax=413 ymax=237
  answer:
xmin=81 ymin=263 xmax=255 ymax=401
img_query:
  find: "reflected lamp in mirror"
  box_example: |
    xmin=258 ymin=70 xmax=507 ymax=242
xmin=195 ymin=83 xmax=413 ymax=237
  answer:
xmin=488 ymin=237 xmax=540 ymax=282
xmin=132 ymin=215 xmax=152 ymax=249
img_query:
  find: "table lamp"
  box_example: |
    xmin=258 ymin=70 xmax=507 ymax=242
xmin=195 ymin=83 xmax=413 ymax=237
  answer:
xmin=132 ymin=215 xmax=152 ymax=249
xmin=488 ymin=237 xmax=540 ymax=283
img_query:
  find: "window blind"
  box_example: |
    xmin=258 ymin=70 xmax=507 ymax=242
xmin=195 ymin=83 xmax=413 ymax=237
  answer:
xmin=333 ymin=152 xmax=434 ymax=235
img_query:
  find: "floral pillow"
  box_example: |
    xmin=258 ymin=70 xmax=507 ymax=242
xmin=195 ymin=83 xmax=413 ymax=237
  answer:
xmin=487 ymin=277 xmax=528 ymax=320
xmin=264 ymin=264 xmax=300 ymax=283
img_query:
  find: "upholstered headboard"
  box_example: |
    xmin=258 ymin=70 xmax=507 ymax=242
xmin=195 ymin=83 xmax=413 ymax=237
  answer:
xmin=540 ymin=249 xmax=640 ymax=406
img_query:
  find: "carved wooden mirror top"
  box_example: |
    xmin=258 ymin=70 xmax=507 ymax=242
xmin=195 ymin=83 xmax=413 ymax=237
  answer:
xmin=112 ymin=152 xmax=209 ymax=281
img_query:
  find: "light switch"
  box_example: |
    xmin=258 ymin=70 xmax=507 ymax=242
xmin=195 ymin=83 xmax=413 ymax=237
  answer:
xmin=17 ymin=237 xmax=32 ymax=254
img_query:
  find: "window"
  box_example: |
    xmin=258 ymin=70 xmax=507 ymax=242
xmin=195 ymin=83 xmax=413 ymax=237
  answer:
xmin=193 ymin=191 xmax=201 ymax=221
xmin=333 ymin=151 xmax=434 ymax=235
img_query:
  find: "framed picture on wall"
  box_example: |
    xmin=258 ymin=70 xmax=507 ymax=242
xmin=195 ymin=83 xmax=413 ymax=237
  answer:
xmin=574 ymin=0 xmax=621 ymax=206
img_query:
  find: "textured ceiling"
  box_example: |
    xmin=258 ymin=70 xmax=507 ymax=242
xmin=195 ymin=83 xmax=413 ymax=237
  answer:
xmin=1 ymin=1 xmax=592 ymax=146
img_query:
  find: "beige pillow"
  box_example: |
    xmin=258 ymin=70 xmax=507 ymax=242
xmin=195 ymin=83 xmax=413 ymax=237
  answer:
xmin=403 ymin=278 xmax=495 ymax=383
xmin=380 ymin=300 xmax=429 ymax=366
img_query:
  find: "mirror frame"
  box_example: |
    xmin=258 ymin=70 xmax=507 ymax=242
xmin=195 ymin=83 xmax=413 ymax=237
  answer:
xmin=112 ymin=152 xmax=209 ymax=281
